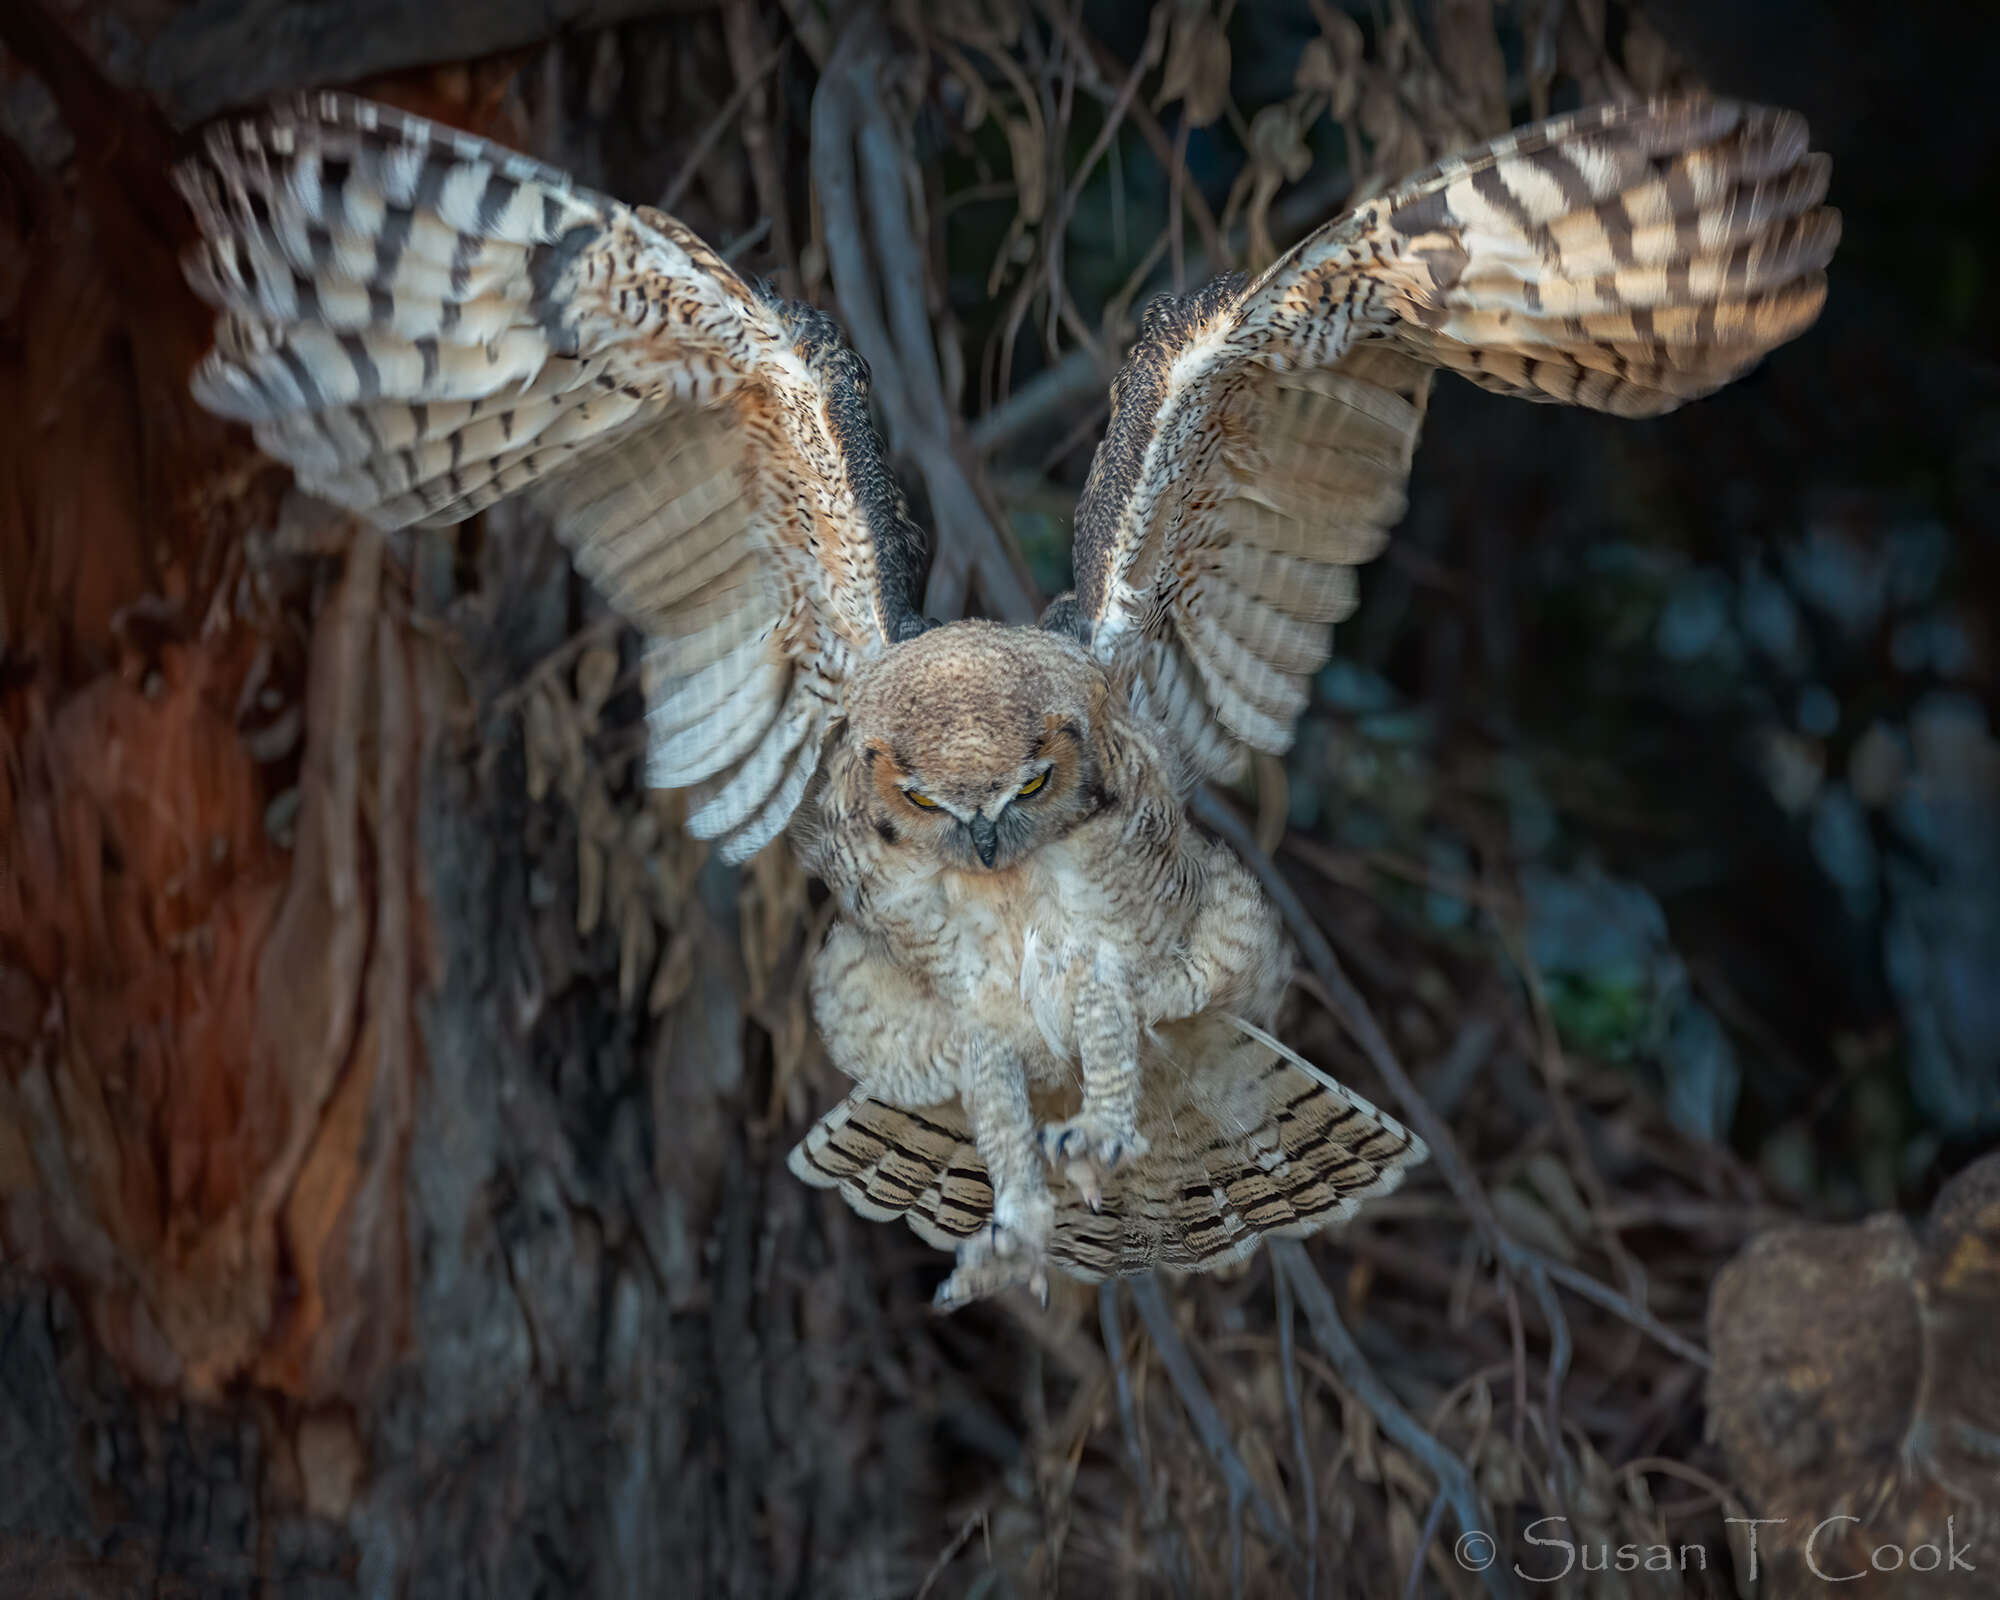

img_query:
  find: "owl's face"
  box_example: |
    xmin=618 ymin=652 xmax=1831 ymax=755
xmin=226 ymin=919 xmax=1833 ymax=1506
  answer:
xmin=843 ymin=622 xmax=1105 ymax=873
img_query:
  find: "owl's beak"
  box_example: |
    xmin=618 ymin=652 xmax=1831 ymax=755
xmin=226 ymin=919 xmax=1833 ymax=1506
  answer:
xmin=968 ymin=814 xmax=1000 ymax=868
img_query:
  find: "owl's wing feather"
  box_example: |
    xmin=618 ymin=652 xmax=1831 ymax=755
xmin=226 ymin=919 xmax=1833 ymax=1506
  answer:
xmin=179 ymin=92 xmax=928 ymax=860
xmin=788 ymin=1024 xmax=1427 ymax=1285
xmin=1060 ymin=96 xmax=1837 ymax=777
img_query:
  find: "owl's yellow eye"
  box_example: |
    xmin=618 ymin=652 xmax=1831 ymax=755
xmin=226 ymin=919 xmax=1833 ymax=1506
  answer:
xmin=1017 ymin=770 xmax=1049 ymax=798
xmin=906 ymin=790 xmax=939 ymax=809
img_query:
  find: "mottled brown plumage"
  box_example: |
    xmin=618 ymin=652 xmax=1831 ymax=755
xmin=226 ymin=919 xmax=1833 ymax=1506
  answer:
xmin=180 ymin=88 xmax=1835 ymax=1301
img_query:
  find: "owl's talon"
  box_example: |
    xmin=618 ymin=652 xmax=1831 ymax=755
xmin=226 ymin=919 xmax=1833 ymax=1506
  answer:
xmin=932 ymin=1216 xmax=1050 ymax=1310
xmin=1064 ymin=1160 xmax=1105 ymax=1213
xmin=1039 ymin=1112 xmax=1148 ymax=1205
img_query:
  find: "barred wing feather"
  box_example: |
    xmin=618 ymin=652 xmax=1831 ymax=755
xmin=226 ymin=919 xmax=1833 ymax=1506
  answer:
xmin=1060 ymin=95 xmax=1838 ymax=779
xmin=178 ymin=91 xmax=928 ymax=860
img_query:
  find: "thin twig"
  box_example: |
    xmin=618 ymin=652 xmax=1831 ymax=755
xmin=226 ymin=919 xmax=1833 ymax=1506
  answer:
xmin=1191 ymin=787 xmax=1581 ymax=1500
xmin=1129 ymin=1273 xmax=1297 ymax=1579
xmin=971 ymin=163 xmax=1354 ymax=458
xmin=1615 ymin=1455 xmax=1748 ymax=1520
xmin=1075 ymin=27 xmax=1225 ymax=271
xmin=722 ymin=0 xmax=799 ymax=288
xmin=1525 ymin=1259 xmax=1573 ymax=1510
xmin=1505 ymin=1262 xmax=1530 ymax=1492
xmin=1273 ymin=1261 xmax=1317 ymax=1600
xmin=811 ymin=11 xmax=1040 ymax=626
xmin=1423 ymin=1013 xmax=1500 ymax=1121
xmin=719 ymin=215 xmax=774 ymax=263
xmin=1403 ymin=1489 xmax=1450 ymax=1600
xmin=1098 ymin=1281 xmax=1150 ymax=1491
xmin=1526 ymin=1249 xmax=1712 ymax=1371
xmin=1273 ymin=1240 xmax=1516 ymax=1600
xmin=1507 ymin=916 xmax=1652 ymax=1319
xmin=1169 ymin=116 xmax=1189 ymax=293
xmin=1040 ymin=24 xmax=1077 ymax=357
xmin=1038 ymin=0 xmax=1167 ymax=261
xmin=914 ymin=1503 xmax=989 ymax=1600
xmin=660 ymin=37 xmax=787 ymax=215
xmin=970 ymin=343 xmax=1113 ymax=456
xmin=490 ymin=612 xmax=623 ymax=716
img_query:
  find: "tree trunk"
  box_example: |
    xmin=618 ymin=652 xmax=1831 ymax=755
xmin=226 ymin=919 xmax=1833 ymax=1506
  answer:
xmin=0 ymin=12 xmax=952 ymax=1594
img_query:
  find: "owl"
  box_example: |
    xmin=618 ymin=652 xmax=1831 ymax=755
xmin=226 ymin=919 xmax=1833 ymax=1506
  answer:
xmin=178 ymin=89 xmax=1837 ymax=1303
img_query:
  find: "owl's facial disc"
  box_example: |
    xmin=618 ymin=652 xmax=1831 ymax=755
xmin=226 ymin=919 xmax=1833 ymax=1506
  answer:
xmin=847 ymin=619 xmax=1105 ymax=870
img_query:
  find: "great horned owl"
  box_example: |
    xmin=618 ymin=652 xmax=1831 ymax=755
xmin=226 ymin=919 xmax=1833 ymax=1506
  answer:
xmin=178 ymin=90 xmax=1836 ymax=1303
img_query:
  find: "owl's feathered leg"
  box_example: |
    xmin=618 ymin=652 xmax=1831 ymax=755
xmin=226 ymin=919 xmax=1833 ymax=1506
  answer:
xmin=935 ymin=1040 xmax=1053 ymax=1309
xmin=1037 ymin=961 xmax=1149 ymax=1211
xmin=812 ymin=923 xmax=1051 ymax=1307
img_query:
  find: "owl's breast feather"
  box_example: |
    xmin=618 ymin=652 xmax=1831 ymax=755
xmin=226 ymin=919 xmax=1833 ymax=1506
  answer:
xmin=923 ymin=850 xmax=1094 ymax=1067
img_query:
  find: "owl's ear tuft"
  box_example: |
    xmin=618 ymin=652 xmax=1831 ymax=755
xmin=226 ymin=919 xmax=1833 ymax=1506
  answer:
xmin=1038 ymin=591 xmax=1091 ymax=644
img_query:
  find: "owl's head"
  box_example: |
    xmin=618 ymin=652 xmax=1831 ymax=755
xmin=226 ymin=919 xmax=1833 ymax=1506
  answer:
xmin=843 ymin=621 xmax=1105 ymax=872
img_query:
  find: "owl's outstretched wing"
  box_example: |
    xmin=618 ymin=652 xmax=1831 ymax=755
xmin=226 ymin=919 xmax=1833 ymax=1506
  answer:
xmin=179 ymin=92 xmax=929 ymax=860
xmin=788 ymin=1018 xmax=1426 ymax=1286
xmin=1053 ymin=96 xmax=1838 ymax=778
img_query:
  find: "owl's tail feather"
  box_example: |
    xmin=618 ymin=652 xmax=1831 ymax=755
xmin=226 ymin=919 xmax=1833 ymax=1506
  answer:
xmin=1191 ymin=1013 xmax=1426 ymax=1251
xmin=787 ymin=1095 xmax=994 ymax=1254
xmin=1371 ymin=97 xmax=1840 ymax=416
xmin=788 ymin=1025 xmax=1428 ymax=1288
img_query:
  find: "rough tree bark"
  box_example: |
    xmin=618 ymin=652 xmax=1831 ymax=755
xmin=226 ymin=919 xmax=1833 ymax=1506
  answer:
xmin=0 ymin=7 xmax=958 ymax=1596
